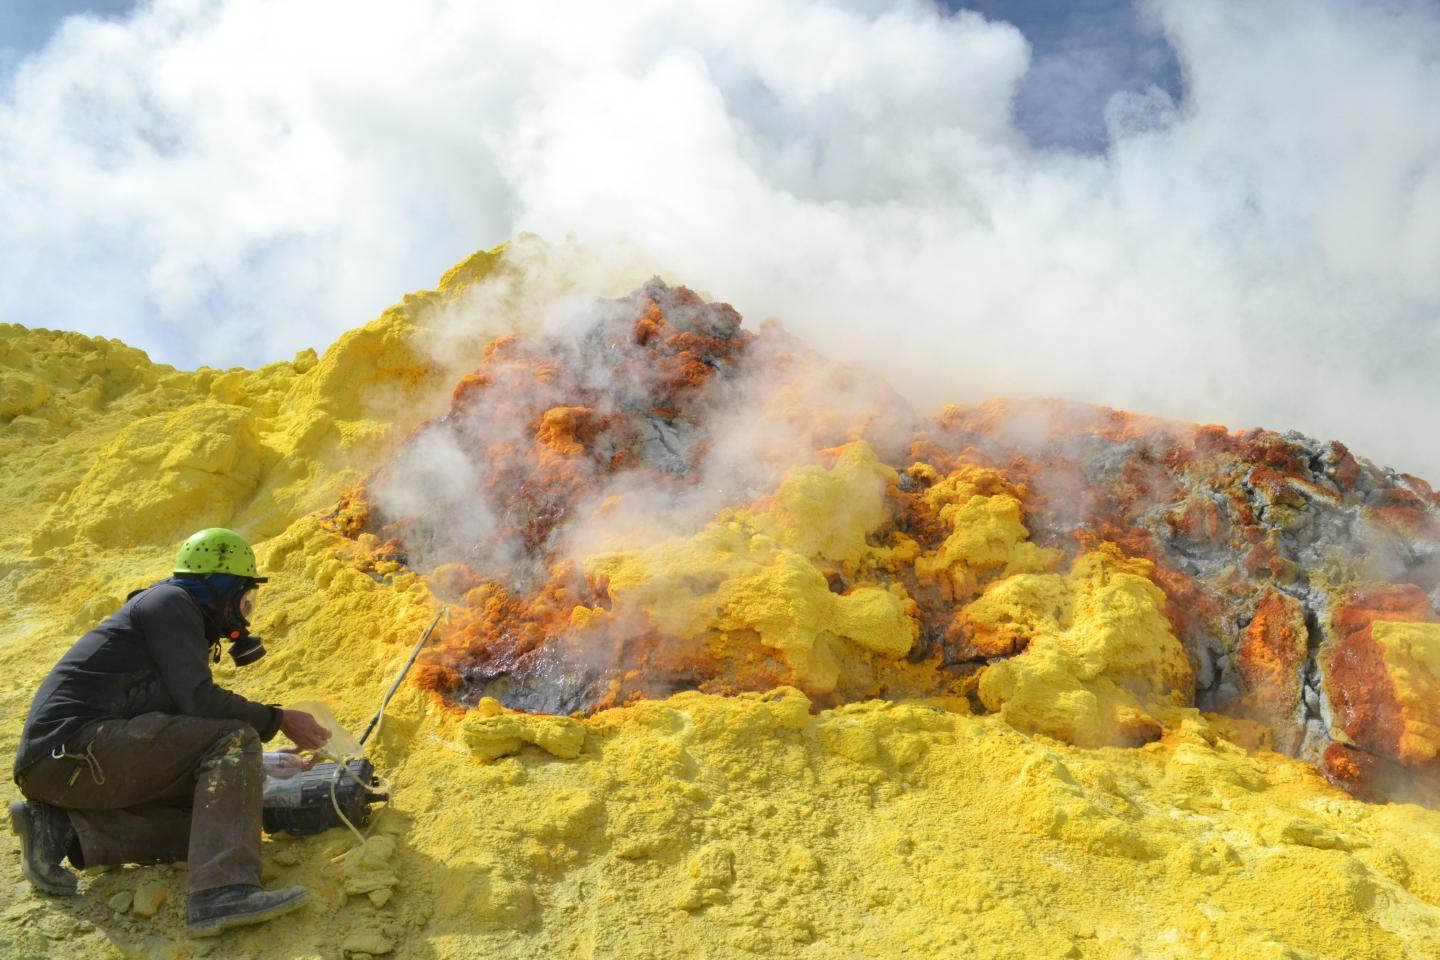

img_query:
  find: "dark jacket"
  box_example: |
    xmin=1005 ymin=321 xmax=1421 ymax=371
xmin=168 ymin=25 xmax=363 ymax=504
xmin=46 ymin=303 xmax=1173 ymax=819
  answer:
xmin=13 ymin=581 xmax=283 ymax=779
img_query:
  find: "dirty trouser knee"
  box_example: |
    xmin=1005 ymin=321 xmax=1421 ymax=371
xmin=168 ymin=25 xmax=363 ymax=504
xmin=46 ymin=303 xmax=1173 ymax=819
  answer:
xmin=16 ymin=712 xmax=265 ymax=893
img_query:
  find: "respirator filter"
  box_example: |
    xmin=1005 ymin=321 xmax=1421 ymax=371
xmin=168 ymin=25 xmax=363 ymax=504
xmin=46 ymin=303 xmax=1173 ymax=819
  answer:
xmin=228 ymin=586 xmax=265 ymax=665
xmin=228 ymin=632 xmax=266 ymax=666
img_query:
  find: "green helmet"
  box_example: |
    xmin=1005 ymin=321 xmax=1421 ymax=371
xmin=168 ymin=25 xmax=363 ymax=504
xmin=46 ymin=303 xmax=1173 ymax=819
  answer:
xmin=174 ymin=528 xmax=261 ymax=579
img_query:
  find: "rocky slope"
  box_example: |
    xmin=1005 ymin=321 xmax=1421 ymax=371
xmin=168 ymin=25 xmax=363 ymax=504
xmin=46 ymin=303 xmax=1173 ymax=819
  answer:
xmin=362 ymin=275 xmax=1440 ymax=807
xmin=1 ymin=242 xmax=1437 ymax=959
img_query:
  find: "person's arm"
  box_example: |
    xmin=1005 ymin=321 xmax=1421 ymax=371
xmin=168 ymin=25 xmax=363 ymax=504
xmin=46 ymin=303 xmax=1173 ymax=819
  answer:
xmin=133 ymin=586 xmax=284 ymax=741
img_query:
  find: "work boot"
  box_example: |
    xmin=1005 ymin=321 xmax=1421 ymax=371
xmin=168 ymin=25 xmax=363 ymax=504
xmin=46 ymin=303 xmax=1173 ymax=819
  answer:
xmin=186 ymin=884 xmax=309 ymax=938
xmin=7 ymin=800 xmax=79 ymax=896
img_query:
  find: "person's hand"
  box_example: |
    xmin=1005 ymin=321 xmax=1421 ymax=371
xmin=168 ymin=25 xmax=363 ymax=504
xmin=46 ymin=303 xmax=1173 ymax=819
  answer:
xmin=262 ymin=751 xmax=306 ymax=779
xmin=277 ymin=746 xmax=317 ymax=771
xmin=281 ymin=709 xmax=331 ymax=751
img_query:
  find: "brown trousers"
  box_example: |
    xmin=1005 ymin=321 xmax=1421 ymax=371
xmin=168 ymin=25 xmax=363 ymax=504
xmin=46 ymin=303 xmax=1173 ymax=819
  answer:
xmin=16 ymin=712 xmax=264 ymax=893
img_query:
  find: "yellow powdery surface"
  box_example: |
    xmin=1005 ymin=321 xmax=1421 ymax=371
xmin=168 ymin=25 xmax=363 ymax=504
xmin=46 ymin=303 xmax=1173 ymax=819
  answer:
xmin=0 ymin=244 xmax=1437 ymax=959
xmin=0 ymin=246 xmax=507 ymax=563
xmin=1371 ymin=620 xmax=1440 ymax=764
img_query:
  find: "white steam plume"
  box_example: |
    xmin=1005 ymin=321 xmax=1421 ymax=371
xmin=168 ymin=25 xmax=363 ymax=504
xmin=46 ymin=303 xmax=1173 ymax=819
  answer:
xmin=1 ymin=0 xmax=1437 ymax=479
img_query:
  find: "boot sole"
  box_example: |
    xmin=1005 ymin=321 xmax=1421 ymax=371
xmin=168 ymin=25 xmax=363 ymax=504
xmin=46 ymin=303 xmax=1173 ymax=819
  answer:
xmin=187 ymin=888 xmax=310 ymax=938
xmin=7 ymin=801 xmax=78 ymax=897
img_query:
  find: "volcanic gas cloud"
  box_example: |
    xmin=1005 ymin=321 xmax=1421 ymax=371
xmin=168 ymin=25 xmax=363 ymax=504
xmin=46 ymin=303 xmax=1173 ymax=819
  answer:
xmin=346 ymin=277 xmax=1440 ymax=808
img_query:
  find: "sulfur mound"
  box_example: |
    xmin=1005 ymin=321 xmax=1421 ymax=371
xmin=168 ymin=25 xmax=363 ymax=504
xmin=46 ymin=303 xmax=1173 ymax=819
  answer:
xmin=461 ymin=697 xmax=587 ymax=760
xmin=2 ymin=240 xmax=1439 ymax=959
xmin=582 ymin=442 xmax=918 ymax=694
xmin=973 ymin=545 xmax=1194 ymax=747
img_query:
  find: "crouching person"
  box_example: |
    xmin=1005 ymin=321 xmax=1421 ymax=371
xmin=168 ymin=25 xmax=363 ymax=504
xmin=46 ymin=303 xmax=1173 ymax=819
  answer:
xmin=8 ymin=528 xmax=331 ymax=937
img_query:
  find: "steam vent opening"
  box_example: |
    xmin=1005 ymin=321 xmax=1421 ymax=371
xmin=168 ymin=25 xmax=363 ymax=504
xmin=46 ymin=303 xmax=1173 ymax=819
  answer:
xmin=332 ymin=279 xmax=1440 ymax=807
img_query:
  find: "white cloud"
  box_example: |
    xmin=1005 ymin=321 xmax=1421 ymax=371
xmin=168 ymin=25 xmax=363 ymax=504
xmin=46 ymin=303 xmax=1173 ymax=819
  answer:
xmin=1 ymin=0 xmax=1437 ymax=479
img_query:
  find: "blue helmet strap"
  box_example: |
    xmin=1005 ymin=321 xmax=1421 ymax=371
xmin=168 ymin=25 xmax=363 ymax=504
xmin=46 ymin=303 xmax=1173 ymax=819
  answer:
xmin=169 ymin=575 xmax=254 ymax=653
xmin=170 ymin=573 xmax=247 ymax=604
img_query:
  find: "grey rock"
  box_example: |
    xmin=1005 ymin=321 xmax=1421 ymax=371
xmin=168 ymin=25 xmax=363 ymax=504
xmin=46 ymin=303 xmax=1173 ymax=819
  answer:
xmin=640 ymin=415 xmax=698 ymax=475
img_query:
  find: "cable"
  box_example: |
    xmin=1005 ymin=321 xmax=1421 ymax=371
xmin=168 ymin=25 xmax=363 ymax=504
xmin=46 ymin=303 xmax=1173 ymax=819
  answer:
xmin=315 ymin=607 xmax=447 ymax=866
xmin=326 ymin=753 xmax=388 ymax=858
xmin=321 ymin=629 xmax=416 ymax=863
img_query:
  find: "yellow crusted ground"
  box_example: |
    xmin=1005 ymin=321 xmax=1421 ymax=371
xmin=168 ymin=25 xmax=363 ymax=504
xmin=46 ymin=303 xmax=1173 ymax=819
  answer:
xmin=2 ymin=244 xmax=1440 ymax=959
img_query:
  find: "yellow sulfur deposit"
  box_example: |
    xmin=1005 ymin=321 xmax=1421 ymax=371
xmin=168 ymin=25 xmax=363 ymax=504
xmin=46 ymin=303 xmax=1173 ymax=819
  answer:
xmin=973 ymin=546 xmax=1195 ymax=747
xmin=1370 ymin=620 xmax=1440 ymax=764
xmin=462 ymin=697 xmax=588 ymax=760
xmin=585 ymin=443 xmax=917 ymax=692
xmin=753 ymin=442 xmax=897 ymax=565
xmin=2 ymin=245 xmax=1440 ymax=959
xmin=914 ymin=466 xmax=1062 ymax=599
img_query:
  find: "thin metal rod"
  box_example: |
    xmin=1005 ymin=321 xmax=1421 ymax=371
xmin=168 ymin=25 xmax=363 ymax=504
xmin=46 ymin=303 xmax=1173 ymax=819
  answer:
xmin=358 ymin=608 xmax=447 ymax=746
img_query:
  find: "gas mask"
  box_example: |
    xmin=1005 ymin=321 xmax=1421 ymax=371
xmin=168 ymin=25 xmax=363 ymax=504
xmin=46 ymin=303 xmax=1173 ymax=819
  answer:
xmin=224 ymin=586 xmax=266 ymax=666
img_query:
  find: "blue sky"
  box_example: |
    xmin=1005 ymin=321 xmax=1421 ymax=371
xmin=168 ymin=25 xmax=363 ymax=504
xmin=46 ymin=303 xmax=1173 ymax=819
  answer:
xmin=0 ymin=0 xmax=135 ymax=71
xmin=952 ymin=0 xmax=1181 ymax=148
xmin=0 ymin=1 xmax=1437 ymax=479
